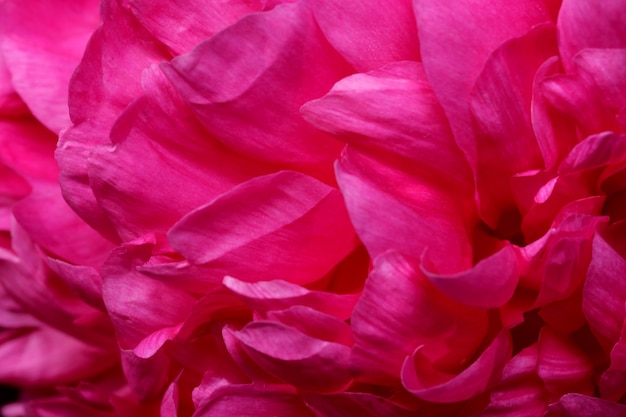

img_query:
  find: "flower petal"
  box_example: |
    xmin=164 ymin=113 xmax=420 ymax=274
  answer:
xmin=168 ymin=171 xmax=357 ymax=285
xmin=301 ymin=61 xmax=472 ymax=190
xmin=414 ymin=0 xmax=556 ymax=163
xmin=401 ymin=330 xmax=512 ymax=403
xmin=162 ymin=1 xmax=352 ymax=167
xmin=223 ymin=276 xmax=359 ymax=321
xmin=87 ymin=65 xmax=272 ymax=241
xmin=236 ymin=321 xmax=352 ymax=393
xmin=0 ymin=0 xmax=99 ymax=132
xmin=545 ymin=393 xmax=626 ymax=417
xmin=557 ymin=0 xmax=626 ymax=71
xmin=310 ymin=0 xmax=418 ymax=72
xmin=421 ymin=244 xmax=520 ymax=309
xmin=351 ymin=251 xmax=489 ymax=383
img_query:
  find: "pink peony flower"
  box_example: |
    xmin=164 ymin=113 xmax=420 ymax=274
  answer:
xmin=1 ymin=0 xmax=626 ymax=416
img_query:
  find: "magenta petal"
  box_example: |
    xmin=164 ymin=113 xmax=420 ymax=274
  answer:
xmin=351 ymin=251 xmax=488 ymax=383
xmin=223 ymin=276 xmax=359 ymax=320
xmin=477 ymin=345 xmax=549 ymax=417
xmin=557 ymin=0 xmax=626 ymax=71
xmin=101 ymin=235 xmax=196 ymax=349
xmin=47 ymin=260 xmax=105 ymax=311
xmin=301 ymin=61 xmax=472 ymax=190
xmin=401 ymin=330 xmax=512 ymax=403
xmin=12 ymin=182 xmax=114 ymax=266
xmin=236 ymin=321 xmax=352 ymax=393
xmin=545 ymin=393 xmax=626 ymax=416
xmin=266 ymin=306 xmax=353 ymax=347
xmin=88 ymin=66 xmax=271 ymax=241
xmin=57 ymin=0 xmax=169 ymax=241
xmin=582 ymin=232 xmax=626 ymax=351
xmin=0 ymin=0 xmax=99 ymax=132
xmin=162 ymin=1 xmax=351 ymax=166
xmin=168 ymin=171 xmax=357 ymax=285
xmin=193 ymin=384 xmax=315 ymax=417
xmin=304 ymin=392 xmax=418 ymax=417
xmin=414 ymin=0 xmax=556 ymax=161
xmin=470 ymin=24 xmax=558 ymax=229
xmin=310 ymin=0 xmax=418 ymax=72
xmin=422 ymin=244 xmax=520 ymax=309
xmin=599 ymin=318 xmax=626 ymax=400
xmin=128 ymin=0 xmax=262 ymax=54
xmin=537 ymin=327 xmax=594 ymax=400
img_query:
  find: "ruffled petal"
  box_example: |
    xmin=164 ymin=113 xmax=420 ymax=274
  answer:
xmin=476 ymin=345 xmax=548 ymax=417
xmin=536 ymin=328 xmax=594 ymax=401
xmin=413 ymin=0 xmax=557 ymax=163
xmin=310 ymin=0 xmax=418 ymax=72
xmin=582 ymin=231 xmax=626 ymax=351
xmin=470 ymin=24 xmax=558 ymax=230
xmin=401 ymin=330 xmax=512 ymax=403
xmin=236 ymin=321 xmax=352 ymax=393
xmin=422 ymin=244 xmax=520 ymax=309
xmin=223 ymin=276 xmax=359 ymax=320
xmin=557 ymin=0 xmax=626 ymax=71
xmin=304 ymin=392 xmax=418 ymax=417
xmin=545 ymin=393 xmax=626 ymax=416
xmin=128 ymin=0 xmax=262 ymax=54
xmin=57 ymin=0 xmax=170 ymax=241
xmin=351 ymin=251 xmax=489 ymax=383
xmin=101 ymin=235 xmax=196 ymax=349
xmin=168 ymin=171 xmax=357 ymax=285
xmin=336 ymin=149 xmax=473 ymax=273
xmin=193 ymin=385 xmax=316 ymax=417
xmin=87 ymin=66 xmax=272 ymax=241
xmin=301 ymin=61 xmax=472 ymax=190
xmin=162 ymin=1 xmax=352 ymax=167
xmin=0 ymin=0 xmax=99 ymax=132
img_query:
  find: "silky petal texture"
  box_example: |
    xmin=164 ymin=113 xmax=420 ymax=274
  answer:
xmin=401 ymin=330 xmax=512 ymax=403
xmin=545 ymin=393 xmax=626 ymax=417
xmin=557 ymin=0 xmax=626 ymax=71
xmin=421 ymin=244 xmax=520 ymax=309
xmin=351 ymin=251 xmax=489 ymax=384
xmin=12 ymin=182 xmax=114 ymax=266
xmin=536 ymin=328 xmax=594 ymax=401
xmin=600 ymin=319 xmax=626 ymax=400
xmin=120 ymin=349 xmax=170 ymax=402
xmin=47 ymin=260 xmax=105 ymax=311
xmin=101 ymin=235 xmax=196 ymax=349
xmin=236 ymin=321 xmax=352 ymax=393
xmin=304 ymin=393 xmax=418 ymax=417
xmin=168 ymin=171 xmax=357 ymax=285
xmin=301 ymin=61 xmax=472 ymax=190
xmin=193 ymin=385 xmax=315 ymax=417
xmin=266 ymin=306 xmax=353 ymax=347
xmin=470 ymin=25 xmax=558 ymax=231
xmin=583 ymin=232 xmax=626 ymax=352
xmin=128 ymin=0 xmax=263 ymax=54
xmin=477 ymin=345 xmax=548 ymax=417
xmin=310 ymin=0 xmax=418 ymax=72
xmin=0 ymin=117 xmax=58 ymax=182
xmin=162 ymin=1 xmax=352 ymax=167
xmin=575 ymin=49 xmax=626 ymax=120
xmin=531 ymin=57 xmax=579 ymax=171
xmin=0 ymin=222 xmax=116 ymax=349
xmin=88 ymin=65 xmax=272 ymax=241
xmin=413 ymin=0 xmax=557 ymax=164
xmin=336 ymin=148 xmax=473 ymax=273
xmin=0 ymin=325 xmax=116 ymax=388
xmin=222 ymin=276 xmax=359 ymax=320
xmin=0 ymin=0 xmax=99 ymax=133
xmin=57 ymin=0 xmax=170 ymax=242
xmin=24 ymin=398 xmax=116 ymax=417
